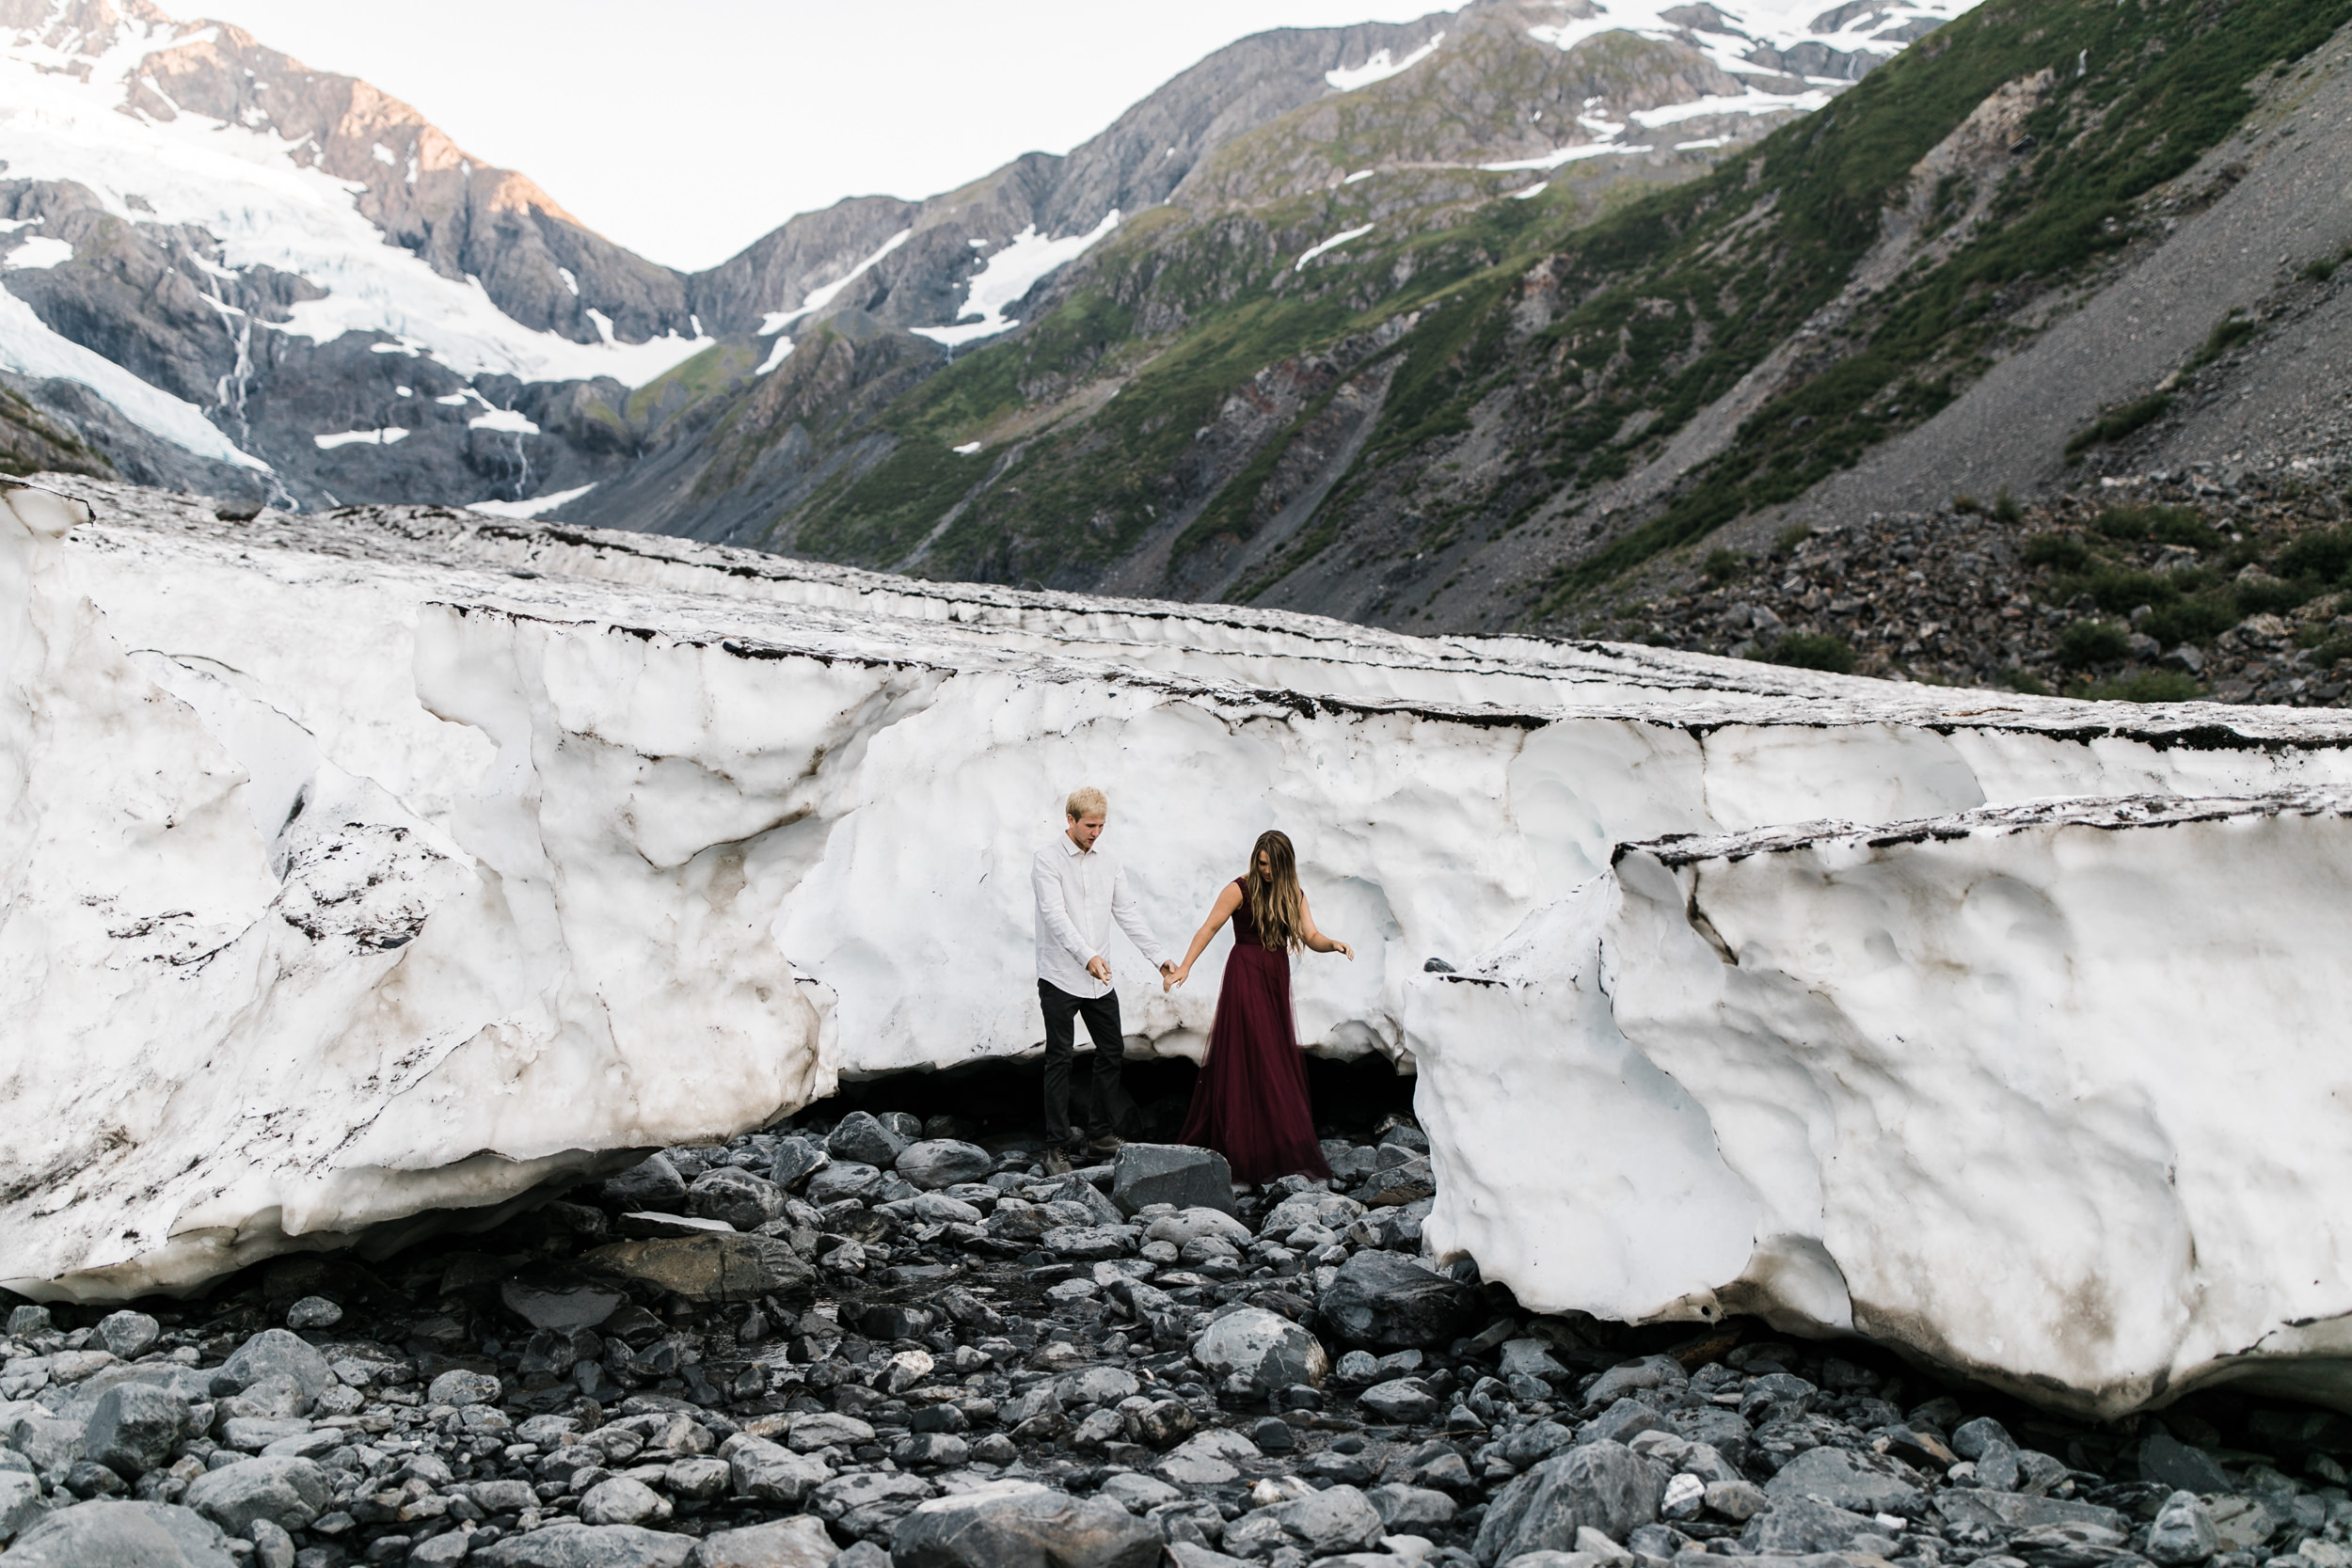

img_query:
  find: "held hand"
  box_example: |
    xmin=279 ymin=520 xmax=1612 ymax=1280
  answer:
xmin=1168 ymin=963 xmax=1192 ymax=990
xmin=1158 ymin=960 xmax=1179 ymax=992
xmin=1334 ymin=940 xmax=1354 ymax=960
xmin=1087 ymin=955 xmax=1112 ymax=985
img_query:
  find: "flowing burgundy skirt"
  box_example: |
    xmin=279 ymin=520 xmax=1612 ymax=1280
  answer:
xmin=1180 ymin=942 xmax=1333 ymax=1184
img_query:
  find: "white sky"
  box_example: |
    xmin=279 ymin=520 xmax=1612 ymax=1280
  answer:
xmin=190 ymin=1 xmax=1462 ymax=273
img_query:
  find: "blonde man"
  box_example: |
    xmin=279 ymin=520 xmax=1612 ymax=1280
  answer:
xmin=1032 ymin=785 xmax=1175 ymax=1174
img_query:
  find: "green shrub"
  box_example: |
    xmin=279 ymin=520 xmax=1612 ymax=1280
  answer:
xmin=2024 ymin=533 xmax=2092 ymax=571
xmin=2276 ymin=528 xmax=2352 ymax=583
xmin=1763 ymin=633 xmax=1856 ymax=673
xmin=1774 ymin=522 xmax=1813 ymax=553
xmin=2095 ymin=504 xmax=2217 ymax=547
xmin=2066 ymin=394 xmax=2173 ymax=457
xmin=1702 ymin=546 xmax=1745 ymax=584
xmin=2058 ymin=619 xmax=2131 ymax=667
xmin=2306 ymin=257 xmax=2340 ymax=283
xmin=2003 ymin=669 xmax=2052 ymax=696
xmin=2076 ymin=670 xmax=2204 ymax=703
xmin=2188 ymin=314 xmax=2259 ymax=370
xmin=1953 ymin=493 xmax=1982 ymax=514
xmin=1993 ymin=488 xmax=2022 ymax=523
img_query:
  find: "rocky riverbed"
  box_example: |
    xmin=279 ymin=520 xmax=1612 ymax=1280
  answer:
xmin=4 ymin=1093 xmax=2349 ymax=1568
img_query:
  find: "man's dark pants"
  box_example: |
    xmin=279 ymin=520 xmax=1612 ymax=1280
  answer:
xmin=1039 ymin=978 xmax=1133 ymax=1150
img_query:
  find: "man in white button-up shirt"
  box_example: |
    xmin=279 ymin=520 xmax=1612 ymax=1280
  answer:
xmin=1033 ymin=784 xmax=1174 ymax=1172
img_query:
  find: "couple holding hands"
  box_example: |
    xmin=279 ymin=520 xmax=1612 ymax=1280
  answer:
xmin=1030 ymin=785 xmax=1352 ymax=1183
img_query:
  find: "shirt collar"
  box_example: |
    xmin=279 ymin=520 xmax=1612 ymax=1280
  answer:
xmin=1060 ymin=833 xmax=1089 ymax=857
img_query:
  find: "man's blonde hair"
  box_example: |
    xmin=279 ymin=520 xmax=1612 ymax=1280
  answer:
xmin=1066 ymin=785 xmax=1108 ymax=820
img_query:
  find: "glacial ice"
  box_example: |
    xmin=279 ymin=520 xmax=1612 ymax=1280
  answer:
xmin=9 ymin=476 xmax=2352 ymax=1417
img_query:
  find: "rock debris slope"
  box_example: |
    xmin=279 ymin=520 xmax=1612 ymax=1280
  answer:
xmin=10 ymin=477 xmax=2352 ymax=1420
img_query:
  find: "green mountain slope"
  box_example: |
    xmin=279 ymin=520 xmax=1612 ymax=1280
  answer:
xmin=678 ymin=0 xmax=2352 ymax=632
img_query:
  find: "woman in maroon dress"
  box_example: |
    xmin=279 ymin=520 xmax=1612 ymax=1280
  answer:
xmin=1167 ymin=831 xmax=1354 ymax=1183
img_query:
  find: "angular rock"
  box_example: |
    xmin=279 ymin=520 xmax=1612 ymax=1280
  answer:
xmin=282 ymin=1296 xmax=341 ymax=1331
xmin=810 ymin=1469 xmax=937 ymax=1540
xmin=891 ymin=1479 xmax=1162 ymax=1568
xmin=93 ymin=1310 xmax=161 ymax=1362
xmin=828 ymin=1112 xmax=911 ymax=1168
xmin=1192 ymin=1307 xmax=1327 ymax=1394
xmin=724 ymin=1436 xmax=830 ymax=1503
xmin=501 ymin=1265 xmax=628 ymax=1332
xmin=688 ymin=1167 xmax=788 ymax=1230
xmin=1109 ymin=1144 xmax=1236 ymax=1217
xmin=1 ymin=1498 xmax=235 ymax=1567
xmin=806 ymin=1162 xmax=884 ymax=1205
xmin=1501 ymin=1338 xmax=1571 ymax=1383
xmin=687 ymin=1514 xmax=837 ymax=1568
xmin=1587 ymin=1398 xmax=1670 ymax=1446
xmin=1146 ymin=1208 xmax=1254 ymax=1248
xmin=217 ymin=1331 xmax=333 ymax=1413
xmin=599 ymin=1155 xmax=691 ymax=1213
xmin=1707 ymin=1479 xmax=1769 ymax=1521
xmin=1585 ymin=1355 xmax=1687 ymax=1407
xmin=2146 ymin=1490 xmax=2222 ymax=1567
xmin=1368 ymin=1483 xmax=1457 ymax=1528
xmin=1936 ymin=1493 xmax=2127 ymax=1538
xmin=1361 ymin=1379 xmax=1444 ymax=1424
xmin=1764 ymin=1446 xmax=1925 ymax=1516
xmin=581 ymin=1475 xmax=672 ymax=1527
xmin=182 ymin=1455 xmax=333 ymax=1534
xmin=427 ymin=1369 xmax=501 ymax=1406
xmin=1742 ymin=1497 xmax=1875 ymax=1555
xmin=1950 ymin=1416 xmax=2014 ymax=1460
xmin=582 ymin=1233 xmax=815 ymax=1302
xmin=897 ymin=1139 xmax=993 ymax=1190
xmin=85 ymin=1382 xmax=198 ymax=1479
xmin=1319 ymin=1250 xmax=1478 ymax=1349
xmin=2139 ymin=1433 xmax=2231 ymax=1496
xmin=472 ymin=1521 xmax=697 ymax=1567
xmin=1158 ymin=1429 xmax=1262 ymax=1486
xmin=767 ymin=1136 xmax=827 ymax=1191
xmin=1476 ymin=1440 xmax=1664 ymax=1566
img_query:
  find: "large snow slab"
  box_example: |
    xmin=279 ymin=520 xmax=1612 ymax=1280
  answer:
xmin=12 ymin=477 xmax=2352 ymax=1420
xmin=1407 ymin=791 xmax=2352 ymax=1418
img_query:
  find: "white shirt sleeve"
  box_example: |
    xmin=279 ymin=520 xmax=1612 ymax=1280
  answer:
xmin=1033 ymin=847 xmax=1096 ymax=965
xmin=1110 ymin=861 xmax=1168 ymax=968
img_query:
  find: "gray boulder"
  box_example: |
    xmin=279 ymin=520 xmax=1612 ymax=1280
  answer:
xmin=1109 ymin=1144 xmax=1235 ymax=1216
xmin=2140 ymin=1433 xmax=2231 ymax=1496
xmin=897 ymin=1139 xmax=994 ymax=1190
xmin=1224 ymin=1483 xmax=1386 ymax=1559
xmin=581 ymin=1476 xmax=671 ymax=1527
xmin=890 ymin=1481 xmax=1162 ymax=1568
xmin=182 ymin=1455 xmax=333 ymax=1534
xmin=600 ymin=1154 xmax=690 ymax=1212
xmin=1935 ymin=1492 xmax=2127 ymax=1537
xmin=1319 ymin=1250 xmax=1478 ymax=1349
xmin=1360 ymin=1379 xmax=1443 ymax=1424
xmin=1764 ymin=1445 xmax=1925 ymax=1515
xmin=94 ymin=1310 xmax=161 ymax=1362
xmin=0 ymin=1468 xmax=47 ymax=1544
xmin=85 ymin=1382 xmax=199 ymax=1479
xmin=688 ymin=1166 xmax=788 ymax=1230
xmin=1192 ymin=1307 xmax=1327 ymax=1394
xmin=216 ymin=1331 xmax=333 ymax=1414
xmin=1475 ymin=1439 xmax=1665 ymax=1565
xmin=806 ymin=1161 xmax=883 ymax=1204
xmin=2146 ymin=1490 xmax=2222 ymax=1566
xmin=2 ymin=1499 xmax=235 ymax=1567
xmin=501 ymin=1266 xmax=627 ymax=1332
xmin=472 ymin=1521 xmax=696 ymax=1567
xmin=1368 ymin=1483 xmax=1457 ymax=1528
xmin=687 ymin=1514 xmax=836 ymax=1568
xmin=1585 ymin=1354 xmax=1687 ymax=1407
xmin=767 ymin=1136 xmax=828 ymax=1190
xmin=427 ymin=1369 xmax=501 ymax=1406
xmin=724 ymin=1435 xmax=830 ymax=1503
xmin=1743 ymin=1497 xmax=1879 ymax=1555
xmin=1950 ymin=1415 xmax=2014 ymax=1460
xmin=828 ymin=1111 xmax=911 ymax=1167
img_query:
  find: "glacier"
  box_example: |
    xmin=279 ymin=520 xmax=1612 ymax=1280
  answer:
xmin=8 ymin=476 xmax=2352 ymax=1417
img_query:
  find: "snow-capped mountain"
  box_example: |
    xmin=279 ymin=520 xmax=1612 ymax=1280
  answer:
xmin=0 ymin=0 xmax=1972 ymax=520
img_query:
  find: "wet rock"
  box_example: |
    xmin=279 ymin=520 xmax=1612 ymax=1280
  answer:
xmin=767 ymin=1136 xmax=827 ymax=1190
xmin=600 ymin=1154 xmax=690 ymax=1212
xmin=581 ymin=1233 xmax=815 ymax=1301
xmin=2140 ymin=1433 xmax=2232 ymax=1495
xmin=1765 ymin=1446 xmax=1925 ymax=1515
xmin=1 ymin=1498 xmax=235 ymax=1567
xmin=897 ymin=1139 xmax=993 ymax=1190
xmin=282 ymin=1295 xmax=341 ymax=1331
xmin=1361 ymin=1379 xmax=1443 ymax=1424
xmin=827 ymin=1111 xmax=911 ymax=1168
xmin=1476 ymin=1440 xmax=1665 ymax=1566
xmin=1193 ymin=1307 xmax=1327 ymax=1395
xmin=891 ymin=1479 xmax=1163 ymax=1568
xmin=1951 ymin=1416 xmax=2015 ymax=1460
xmin=1110 ymin=1144 xmax=1236 ymax=1216
xmin=501 ymin=1264 xmax=628 ymax=1331
xmin=687 ymin=1514 xmax=837 ymax=1568
xmin=94 ymin=1310 xmax=162 ymax=1361
xmin=1319 ymin=1250 xmax=1478 ymax=1349
xmin=471 ymin=1521 xmax=696 ymax=1566
xmin=85 ymin=1382 xmax=198 ymax=1479
xmin=2147 ymin=1490 xmax=2223 ymax=1566
xmin=182 ymin=1455 xmax=333 ymax=1534
xmin=806 ymin=1162 xmax=883 ymax=1205
xmin=688 ymin=1167 xmax=789 ymax=1229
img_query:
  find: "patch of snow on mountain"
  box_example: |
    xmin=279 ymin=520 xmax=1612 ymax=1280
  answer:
xmin=1528 ymin=0 xmax=1979 ymax=80
xmin=912 ymin=211 xmax=1121 ymax=349
xmin=467 ymin=483 xmax=596 ymax=518
xmin=0 ymin=286 xmax=267 ymax=468
xmin=313 ymin=428 xmax=409 ymax=449
xmin=1630 ymin=89 xmax=1833 ymax=126
xmin=1480 ymin=144 xmax=1653 ymax=172
xmin=1295 ymin=223 xmax=1376 ymax=272
xmin=4 ymin=236 xmax=73 ymax=269
xmin=0 ymin=14 xmax=713 ymax=395
xmin=755 ymin=335 xmax=794 ymax=376
xmin=1325 ymin=32 xmax=1444 ymax=93
xmin=467 ymin=407 xmax=538 ymax=435
xmin=757 ymin=228 xmax=913 ymax=336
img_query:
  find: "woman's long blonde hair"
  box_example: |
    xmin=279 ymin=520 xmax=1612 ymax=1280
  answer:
xmin=1246 ymin=831 xmax=1308 ymax=953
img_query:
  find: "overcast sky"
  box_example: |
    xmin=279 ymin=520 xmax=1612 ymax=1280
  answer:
xmin=190 ymin=1 xmax=1460 ymax=273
